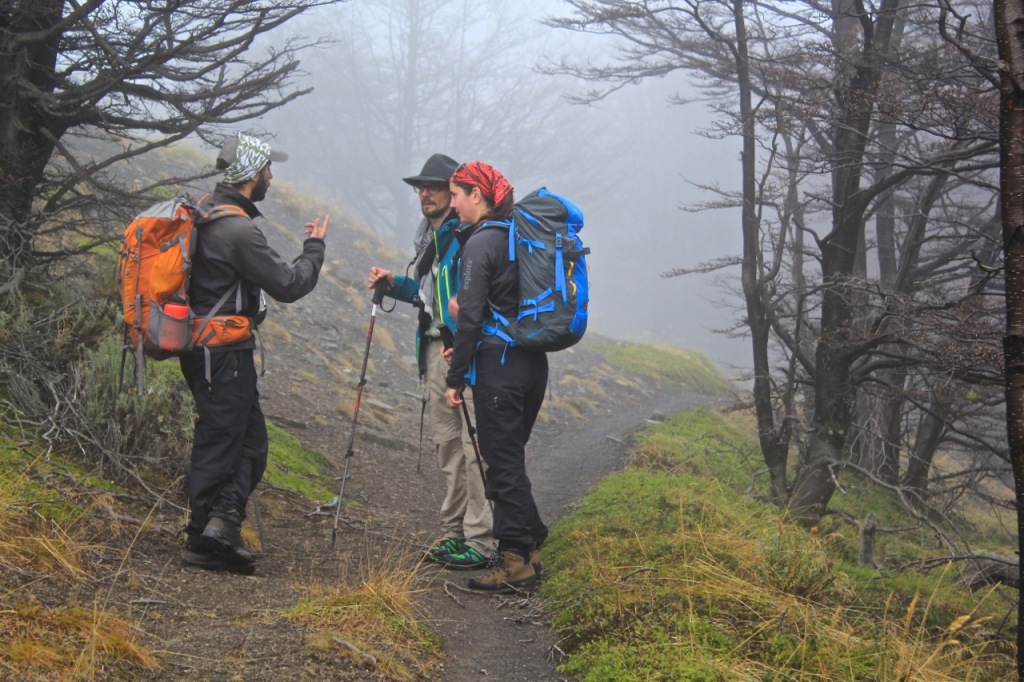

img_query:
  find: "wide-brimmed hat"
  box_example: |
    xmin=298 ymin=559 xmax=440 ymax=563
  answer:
xmin=402 ymin=153 xmax=459 ymax=187
xmin=217 ymin=134 xmax=288 ymax=184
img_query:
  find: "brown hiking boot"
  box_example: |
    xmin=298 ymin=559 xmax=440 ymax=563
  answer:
xmin=468 ymin=550 xmax=537 ymax=592
xmin=529 ymin=548 xmax=542 ymax=582
xmin=200 ymin=516 xmax=254 ymax=564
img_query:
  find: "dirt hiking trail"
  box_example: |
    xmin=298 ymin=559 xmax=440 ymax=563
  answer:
xmin=101 ymin=333 xmax=721 ymax=681
xmin=46 ymin=198 xmax=728 ymax=681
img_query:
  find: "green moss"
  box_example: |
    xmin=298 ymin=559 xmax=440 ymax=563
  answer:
xmin=542 ymin=409 xmax=1015 ymax=682
xmin=0 ymin=422 xmax=124 ymax=525
xmin=630 ymin=406 xmax=762 ymax=489
xmin=264 ymin=421 xmax=335 ymax=503
xmin=590 ymin=342 xmax=731 ymax=396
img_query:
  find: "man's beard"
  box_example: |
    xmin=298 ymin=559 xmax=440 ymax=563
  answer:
xmin=251 ymin=174 xmax=271 ymax=202
xmin=422 ymin=202 xmax=448 ymax=221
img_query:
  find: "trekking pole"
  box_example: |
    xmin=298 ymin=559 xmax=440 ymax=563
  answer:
xmin=415 ymin=387 xmax=426 ymax=473
xmin=438 ymin=327 xmax=489 ymax=495
xmin=459 ymin=398 xmax=489 ymax=496
xmin=331 ymin=280 xmax=387 ymax=548
xmin=412 ymin=297 xmax=428 ymax=474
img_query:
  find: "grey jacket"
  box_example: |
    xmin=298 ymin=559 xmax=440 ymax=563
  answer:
xmin=188 ymin=183 xmax=326 ymax=350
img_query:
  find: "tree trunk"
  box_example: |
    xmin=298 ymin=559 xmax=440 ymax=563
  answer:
xmin=0 ymin=1 xmax=65 ymax=269
xmin=851 ymin=392 xmax=902 ymax=485
xmin=903 ymin=403 xmax=947 ymax=494
xmin=858 ymin=513 xmax=879 ymax=569
xmin=789 ymin=0 xmax=900 ymax=523
xmin=994 ymin=1 xmax=1024 ymax=677
xmin=732 ymin=0 xmax=791 ymax=507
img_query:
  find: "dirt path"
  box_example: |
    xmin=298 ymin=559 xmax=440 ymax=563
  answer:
xmin=416 ymin=388 xmax=720 ymax=682
xmin=98 ymin=217 xmax=727 ymax=682
xmin=107 ymin=349 xmax=721 ymax=682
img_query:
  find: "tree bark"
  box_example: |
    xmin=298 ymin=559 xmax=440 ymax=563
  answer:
xmin=851 ymin=392 xmax=902 ymax=485
xmin=789 ymin=0 xmax=901 ymax=522
xmin=0 ymin=1 xmax=65 ymax=265
xmin=994 ymin=1 xmax=1024 ymax=677
xmin=903 ymin=403 xmax=947 ymax=494
xmin=858 ymin=513 xmax=879 ymax=569
xmin=732 ymin=0 xmax=791 ymax=507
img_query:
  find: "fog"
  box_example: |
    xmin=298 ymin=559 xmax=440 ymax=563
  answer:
xmin=262 ymin=0 xmax=751 ymax=373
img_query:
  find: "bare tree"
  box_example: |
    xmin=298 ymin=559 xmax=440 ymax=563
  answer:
xmin=547 ymin=0 xmax=1004 ymax=522
xmin=266 ymin=0 xmax=594 ymax=237
xmin=994 ymin=0 xmax=1024 ymax=675
xmin=0 ymin=0 xmax=345 ymax=294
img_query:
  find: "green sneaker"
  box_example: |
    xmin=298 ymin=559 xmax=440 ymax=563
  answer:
xmin=438 ymin=546 xmax=488 ymax=570
xmin=425 ymin=537 xmax=466 ymax=561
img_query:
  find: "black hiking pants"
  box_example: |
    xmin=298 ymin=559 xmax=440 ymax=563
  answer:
xmin=472 ymin=345 xmax=549 ymax=554
xmin=180 ymin=349 xmax=268 ymax=539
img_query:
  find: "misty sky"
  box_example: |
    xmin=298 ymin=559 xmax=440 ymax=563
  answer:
xmin=264 ymin=0 xmax=751 ymax=372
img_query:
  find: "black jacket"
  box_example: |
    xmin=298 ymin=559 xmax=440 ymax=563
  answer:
xmin=188 ymin=183 xmax=326 ymax=349
xmin=446 ymin=221 xmax=519 ymax=388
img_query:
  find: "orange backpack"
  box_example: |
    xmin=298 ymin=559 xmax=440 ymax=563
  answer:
xmin=118 ymin=196 xmax=253 ymax=387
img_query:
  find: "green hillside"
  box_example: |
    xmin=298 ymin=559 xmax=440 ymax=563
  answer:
xmin=541 ymin=407 xmax=1015 ymax=680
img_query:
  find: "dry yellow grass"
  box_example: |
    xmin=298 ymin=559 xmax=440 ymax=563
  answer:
xmin=546 ymin=469 xmax=1014 ymax=680
xmin=0 ymin=456 xmax=159 ymax=679
xmin=284 ymin=535 xmax=441 ymax=681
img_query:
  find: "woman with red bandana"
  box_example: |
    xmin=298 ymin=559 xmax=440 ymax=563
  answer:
xmin=444 ymin=161 xmax=548 ymax=592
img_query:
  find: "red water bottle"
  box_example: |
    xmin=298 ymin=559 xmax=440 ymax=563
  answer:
xmin=159 ymin=300 xmax=190 ymax=352
xmin=163 ymin=301 xmax=189 ymax=320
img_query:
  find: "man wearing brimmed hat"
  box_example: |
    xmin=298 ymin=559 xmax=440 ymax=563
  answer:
xmin=179 ymin=133 xmax=329 ymax=575
xmin=367 ymin=153 xmax=496 ymax=570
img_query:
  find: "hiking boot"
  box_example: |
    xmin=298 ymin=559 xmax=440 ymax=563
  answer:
xmin=425 ymin=537 xmax=467 ymax=561
xmin=180 ymin=548 xmax=256 ymax=576
xmin=200 ymin=516 xmax=254 ymax=564
xmin=529 ymin=548 xmax=542 ymax=582
xmin=467 ymin=550 xmax=537 ymax=592
xmin=438 ymin=546 xmax=488 ymax=571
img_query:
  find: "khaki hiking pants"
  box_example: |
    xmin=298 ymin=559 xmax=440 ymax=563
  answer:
xmin=426 ymin=337 xmax=495 ymax=556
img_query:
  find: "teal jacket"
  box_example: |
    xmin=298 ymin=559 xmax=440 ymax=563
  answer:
xmin=387 ymin=212 xmax=462 ymax=375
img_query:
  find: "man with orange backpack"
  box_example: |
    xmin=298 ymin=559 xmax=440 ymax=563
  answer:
xmin=179 ymin=133 xmax=328 ymax=574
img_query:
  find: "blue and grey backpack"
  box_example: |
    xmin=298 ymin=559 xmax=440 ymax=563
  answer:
xmin=481 ymin=188 xmax=589 ymax=352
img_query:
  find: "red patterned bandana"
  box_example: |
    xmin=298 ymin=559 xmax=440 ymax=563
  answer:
xmin=451 ymin=161 xmax=513 ymax=207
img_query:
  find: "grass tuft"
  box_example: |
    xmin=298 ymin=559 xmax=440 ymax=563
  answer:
xmin=0 ymin=599 xmax=160 ymax=679
xmin=0 ymin=430 xmax=159 ymax=679
xmin=284 ymin=538 xmax=442 ymax=680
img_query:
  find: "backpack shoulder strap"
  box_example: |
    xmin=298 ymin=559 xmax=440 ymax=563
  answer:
xmin=478 ymin=219 xmax=516 ymax=261
xmin=479 ymin=219 xmax=511 ymax=229
xmin=188 ymin=201 xmax=247 ymax=313
xmin=202 ymin=203 xmax=248 ymax=222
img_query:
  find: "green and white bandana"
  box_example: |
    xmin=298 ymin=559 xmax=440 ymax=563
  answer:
xmin=222 ymin=134 xmax=272 ymax=184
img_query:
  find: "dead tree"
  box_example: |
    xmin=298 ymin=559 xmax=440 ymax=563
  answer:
xmin=0 ymin=0 xmax=346 ymax=291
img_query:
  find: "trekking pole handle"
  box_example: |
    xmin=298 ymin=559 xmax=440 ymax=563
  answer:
xmin=372 ymin=278 xmax=387 ymax=305
xmin=438 ymin=325 xmax=455 ymax=350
